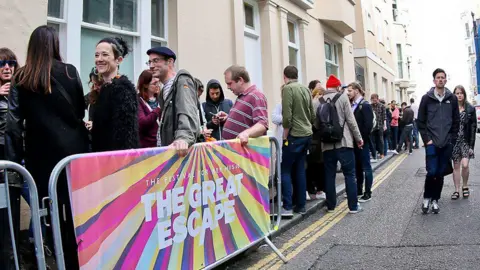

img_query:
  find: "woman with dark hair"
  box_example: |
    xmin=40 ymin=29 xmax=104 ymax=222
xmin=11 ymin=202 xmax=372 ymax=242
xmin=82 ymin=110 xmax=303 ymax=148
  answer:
xmin=451 ymin=85 xmax=476 ymax=200
xmin=137 ymin=70 xmax=161 ymax=148
xmin=0 ymin=47 xmax=22 ymax=269
xmin=90 ymin=37 xmax=139 ymax=152
xmin=84 ymin=67 xmax=102 ymax=127
xmin=5 ymin=25 xmax=89 ymax=269
xmin=307 ymin=80 xmax=326 ymax=200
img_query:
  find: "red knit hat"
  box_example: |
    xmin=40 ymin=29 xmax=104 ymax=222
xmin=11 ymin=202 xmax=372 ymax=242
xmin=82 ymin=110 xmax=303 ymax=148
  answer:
xmin=326 ymin=75 xmax=341 ymax=88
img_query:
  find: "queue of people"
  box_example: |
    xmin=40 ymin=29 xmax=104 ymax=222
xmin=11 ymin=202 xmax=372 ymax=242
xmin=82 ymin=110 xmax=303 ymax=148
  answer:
xmin=0 ymin=25 xmax=477 ymax=269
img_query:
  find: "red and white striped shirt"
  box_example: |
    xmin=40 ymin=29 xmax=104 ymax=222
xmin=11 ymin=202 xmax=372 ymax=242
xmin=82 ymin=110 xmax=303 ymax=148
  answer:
xmin=222 ymin=85 xmax=268 ymax=140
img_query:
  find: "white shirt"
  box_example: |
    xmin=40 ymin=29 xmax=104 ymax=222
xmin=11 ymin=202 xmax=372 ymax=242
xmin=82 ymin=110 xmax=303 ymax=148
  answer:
xmin=410 ymin=103 xmax=419 ymax=119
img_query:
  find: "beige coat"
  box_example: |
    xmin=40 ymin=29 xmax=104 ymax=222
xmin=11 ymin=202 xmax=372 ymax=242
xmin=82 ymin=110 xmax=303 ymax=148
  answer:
xmin=320 ymin=90 xmax=362 ymax=152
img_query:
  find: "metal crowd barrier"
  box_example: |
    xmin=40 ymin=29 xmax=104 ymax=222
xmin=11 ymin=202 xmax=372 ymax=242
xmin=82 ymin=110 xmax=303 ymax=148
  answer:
xmin=0 ymin=161 xmax=47 ymax=270
xmin=47 ymin=136 xmax=287 ymax=270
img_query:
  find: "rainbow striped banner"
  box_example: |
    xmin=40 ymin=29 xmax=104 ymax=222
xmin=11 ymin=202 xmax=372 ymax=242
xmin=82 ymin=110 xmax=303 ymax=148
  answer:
xmin=66 ymin=137 xmax=272 ymax=270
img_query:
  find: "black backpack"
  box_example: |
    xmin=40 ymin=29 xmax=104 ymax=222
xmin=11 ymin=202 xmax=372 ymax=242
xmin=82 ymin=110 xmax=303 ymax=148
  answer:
xmin=316 ymin=93 xmax=344 ymax=143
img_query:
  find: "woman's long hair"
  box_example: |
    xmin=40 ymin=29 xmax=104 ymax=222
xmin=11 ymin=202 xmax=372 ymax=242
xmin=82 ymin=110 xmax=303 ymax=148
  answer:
xmin=137 ymin=70 xmax=156 ymax=101
xmin=15 ymin=25 xmax=62 ymax=94
xmin=88 ymin=68 xmax=102 ymax=104
xmin=454 ymin=85 xmax=467 ymax=108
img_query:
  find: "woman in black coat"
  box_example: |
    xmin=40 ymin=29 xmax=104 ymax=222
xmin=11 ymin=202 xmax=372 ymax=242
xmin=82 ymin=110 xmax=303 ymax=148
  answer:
xmin=90 ymin=37 xmax=139 ymax=152
xmin=6 ymin=25 xmax=89 ymax=269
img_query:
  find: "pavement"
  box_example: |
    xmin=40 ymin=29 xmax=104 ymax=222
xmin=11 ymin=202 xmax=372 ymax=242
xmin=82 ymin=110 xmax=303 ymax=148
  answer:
xmin=219 ymin=137 xmax=480 ymax=270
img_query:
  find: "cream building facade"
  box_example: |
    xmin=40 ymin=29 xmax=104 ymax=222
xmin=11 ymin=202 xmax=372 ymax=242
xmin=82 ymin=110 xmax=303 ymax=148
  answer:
xmin=391 ymin=0 xmax=417 ymax=102
xmin=352 ymin=0 xmax=396 ymax=102
xmin=1 ymin=0 xmax=360 ymax=121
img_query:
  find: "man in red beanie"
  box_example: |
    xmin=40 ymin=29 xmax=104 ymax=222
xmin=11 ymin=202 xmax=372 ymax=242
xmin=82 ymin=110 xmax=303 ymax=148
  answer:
xmin=316 ymin=75 xmax=364 ymax=213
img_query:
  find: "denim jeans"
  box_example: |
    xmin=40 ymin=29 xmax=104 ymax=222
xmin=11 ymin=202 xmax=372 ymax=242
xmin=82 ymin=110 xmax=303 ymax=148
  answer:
xmin=397 ymin=125 xmax=413 ymax=153
xmin=324 ymin=147 xmax=358 ymax=211
xmin=371 ymin=129 xmax=384 ymax=158
xmin=383 ymin=129 xmax=389 ymax=156
xmin=355 ymin=143 xmax=374 ymax=196
xmin=413 ymin=121 xmax=420 ymax=147
xmin=390 ymin=126 xmax=399 ymax=150
xmin=281 ymin=135 xmax=311 ymax=211
xmin=424 ymin=144 xmax=453 ymax=201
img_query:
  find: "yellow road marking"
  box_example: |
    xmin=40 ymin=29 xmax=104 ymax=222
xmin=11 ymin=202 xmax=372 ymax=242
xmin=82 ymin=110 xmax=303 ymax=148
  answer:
xmin=248 ymin=154 xmax=408 ymax=270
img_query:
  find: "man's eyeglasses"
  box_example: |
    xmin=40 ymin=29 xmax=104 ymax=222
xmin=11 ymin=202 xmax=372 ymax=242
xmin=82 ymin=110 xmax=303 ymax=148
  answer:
xmin=0 ymin=60 xmax=16 ymax=68
xmin=146 ymin=57 xmax=165 ymax=66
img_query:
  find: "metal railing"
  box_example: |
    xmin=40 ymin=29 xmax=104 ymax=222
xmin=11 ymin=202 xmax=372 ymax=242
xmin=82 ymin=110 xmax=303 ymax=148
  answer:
xmin=0 ymin=161 xmax=47 ymax=270
xmin=47 ymin=136 xmax=287 ymax=270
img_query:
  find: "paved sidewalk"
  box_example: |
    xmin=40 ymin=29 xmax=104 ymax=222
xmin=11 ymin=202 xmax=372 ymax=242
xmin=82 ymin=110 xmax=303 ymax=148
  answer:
xmin=269 ymin=153 xmax=395 ymax=238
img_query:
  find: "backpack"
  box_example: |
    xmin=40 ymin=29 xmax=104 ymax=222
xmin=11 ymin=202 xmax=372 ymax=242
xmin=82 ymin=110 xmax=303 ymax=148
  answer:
xmin=316 ymin=93 xmax=344 ymax=143
xmin=358 ymin=100 xmax=377 ymax=132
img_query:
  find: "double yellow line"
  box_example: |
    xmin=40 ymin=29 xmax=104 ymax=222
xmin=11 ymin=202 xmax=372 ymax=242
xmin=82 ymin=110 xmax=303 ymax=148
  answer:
xmin=248 ymin=154 xmax=408 ymax=270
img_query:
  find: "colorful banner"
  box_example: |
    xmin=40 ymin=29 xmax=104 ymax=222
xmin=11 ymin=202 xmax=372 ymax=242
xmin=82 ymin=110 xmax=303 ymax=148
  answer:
xmin=66 ymin=137 xmax=272 ymax=270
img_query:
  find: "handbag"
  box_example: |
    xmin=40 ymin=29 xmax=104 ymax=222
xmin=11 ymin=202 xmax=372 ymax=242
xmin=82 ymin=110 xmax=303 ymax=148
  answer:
xmin=443 ymin=160 xmax=453 ymax=176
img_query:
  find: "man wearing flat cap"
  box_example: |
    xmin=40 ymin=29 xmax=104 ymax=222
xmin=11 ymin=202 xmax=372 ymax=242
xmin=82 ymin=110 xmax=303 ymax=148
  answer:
xmin=147 ymin=46 xmax=199 ymax=156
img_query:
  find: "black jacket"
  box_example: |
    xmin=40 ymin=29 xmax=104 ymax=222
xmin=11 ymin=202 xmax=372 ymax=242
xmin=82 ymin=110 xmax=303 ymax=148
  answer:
xmin=417 ymin=88 xmax=460 ymax=148
xmin=5 ymin=61 xmax=90 ymax=198
xmin=91 ymin=75 xmax=139 ymax=152
xmin=202 ymin=79 xmax=233 ymax=140
xmin=462 ymin=103 xmax=477 ymax=149
xmin=402 ymin=106 xmax=414 ymax=125
xmin=353 ymin=99 xmax=374 ymax=143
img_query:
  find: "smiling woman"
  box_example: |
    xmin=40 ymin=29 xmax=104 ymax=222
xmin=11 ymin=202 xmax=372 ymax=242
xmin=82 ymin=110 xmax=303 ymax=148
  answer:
xmin=90 ymin=36 xmax=140 ymax=152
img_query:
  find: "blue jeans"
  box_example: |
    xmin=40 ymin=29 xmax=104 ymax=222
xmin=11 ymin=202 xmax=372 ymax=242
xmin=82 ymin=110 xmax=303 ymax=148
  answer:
xmin=383 ymin=129 xmax=389 ymax=156
xmin=413 ymin=121 xmax=420 ymax=147
xmin=424 ymin=144 xmax=453 ymax=200
xmin=281 ymin=136 xmax=311 ymax=211
xmin=355 ymin=143 xmax=374 ymax=196
xmin=390 ymin=126 xmax=399 ymax=150
xmin=324 ymin=148 xmax=358 ymax=211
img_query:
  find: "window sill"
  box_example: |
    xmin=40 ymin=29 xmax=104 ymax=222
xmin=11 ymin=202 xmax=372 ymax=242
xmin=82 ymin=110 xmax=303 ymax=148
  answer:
xmin=289 ymin=0 xmax=314 ymax=10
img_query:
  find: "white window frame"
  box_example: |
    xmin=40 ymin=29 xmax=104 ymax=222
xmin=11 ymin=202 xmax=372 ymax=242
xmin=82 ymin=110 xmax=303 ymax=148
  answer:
xmin=384 ymin=20 xmax=391 ymax=51
xmin=244 ymin=0 xmax=261 ymax=39
xmin=81 ymin=0 xmax=142 ymax=80
xmin=324 ymin=39 xmax=339 ymax=79
xmin=287 ymin=19 xmax=302 ymax=81
xmin=47 ymin=0 xmax=68 ymax=59
xmin=151 ymin=0 xmax=168 ymax=46
xmin=376 ymin=7 xmax=383 ymax=44
xmin=366 ymin=12 xmax=374 ymax=34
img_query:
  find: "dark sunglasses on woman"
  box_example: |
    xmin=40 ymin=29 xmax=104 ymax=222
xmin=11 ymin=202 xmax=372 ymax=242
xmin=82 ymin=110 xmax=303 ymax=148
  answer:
xmin=0 ymin=60 xmax=16 ymax=68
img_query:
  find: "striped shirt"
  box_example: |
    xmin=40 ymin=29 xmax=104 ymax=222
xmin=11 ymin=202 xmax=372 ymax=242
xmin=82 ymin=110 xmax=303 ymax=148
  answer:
xmin=222 ymin=85 xmax=268 ymax=140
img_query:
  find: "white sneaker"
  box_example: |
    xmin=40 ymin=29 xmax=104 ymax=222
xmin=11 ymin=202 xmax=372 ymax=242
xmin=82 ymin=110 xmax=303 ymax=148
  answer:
xmin=370 ymin=159 xmax=378 ymax=163
xmin=349 ymin=204 xmax=363 ymax=214
xmin=422 ymin=198 xmax=431 ymax=214
xmin=310 ymin=192 xmax=326 ymax=200
xmin=306 ymin=192 xmax=311 ymax=201
xmin=431 ymin=200 xmax=440 ymax=214
xmin=392 ymin=150 xmax=399 ymax=155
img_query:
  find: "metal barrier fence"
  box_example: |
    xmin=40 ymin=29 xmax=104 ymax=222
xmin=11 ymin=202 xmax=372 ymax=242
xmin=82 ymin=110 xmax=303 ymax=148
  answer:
xmin=0 ymin=161 xmax=47 ymax=270
xmin=48 ymin=136 xmax=287 ymax=269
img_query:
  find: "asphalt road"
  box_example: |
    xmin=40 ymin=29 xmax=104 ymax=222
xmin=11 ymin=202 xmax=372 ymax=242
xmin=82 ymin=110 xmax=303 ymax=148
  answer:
xmin=222 ymin=137 xmax=480 ymax=270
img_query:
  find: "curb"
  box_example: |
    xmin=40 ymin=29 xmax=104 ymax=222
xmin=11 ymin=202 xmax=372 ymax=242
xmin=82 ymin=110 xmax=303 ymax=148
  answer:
xmin=268 ymin=153 xmax=395 ymax=239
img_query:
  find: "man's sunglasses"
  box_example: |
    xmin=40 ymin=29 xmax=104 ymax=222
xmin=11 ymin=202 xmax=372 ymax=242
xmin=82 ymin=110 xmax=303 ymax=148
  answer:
xmin=0 ymin=60 xmax=17 ymax=68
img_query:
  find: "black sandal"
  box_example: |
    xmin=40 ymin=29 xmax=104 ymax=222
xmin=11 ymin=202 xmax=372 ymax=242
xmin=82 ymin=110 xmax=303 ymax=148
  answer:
xmin=463 ymin=188 xmax=470 ymax=198
xmin=451 ymin=192 xmax=460 ymax=200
